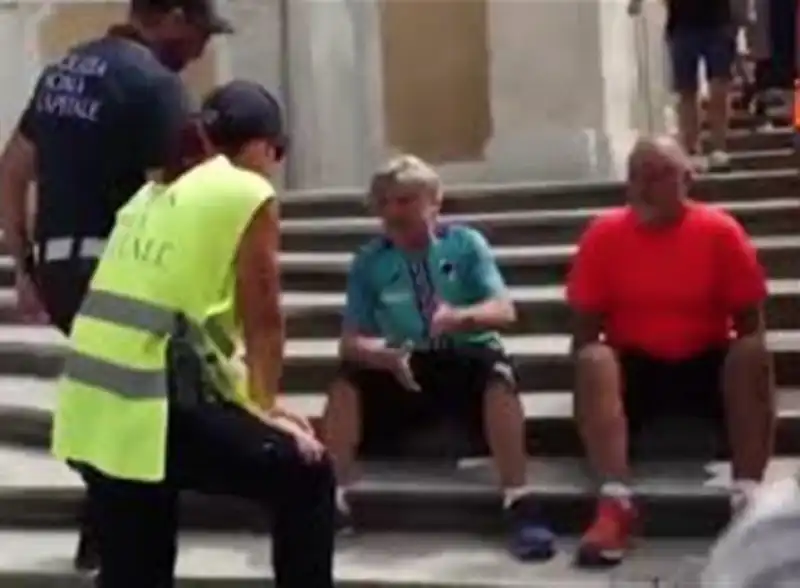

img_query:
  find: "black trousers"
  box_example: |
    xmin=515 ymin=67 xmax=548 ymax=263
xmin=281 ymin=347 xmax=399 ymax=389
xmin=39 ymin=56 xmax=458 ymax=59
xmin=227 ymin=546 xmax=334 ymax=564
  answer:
xmin=33 ymin=259 xmax=98 ymax=555
xmin=83 ymin=401 xmax=336 ymax=588
xmin=33 ymin=259 xmax=96 ymax=334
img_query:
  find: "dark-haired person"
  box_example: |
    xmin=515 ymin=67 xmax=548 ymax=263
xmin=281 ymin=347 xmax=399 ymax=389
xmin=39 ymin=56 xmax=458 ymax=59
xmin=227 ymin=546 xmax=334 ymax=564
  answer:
xmin=628 ymin=0 xmax=735 ymax=170
xmin=52 ymin=79 xmax=334 ymax=588
xmin=568 ymin=136 xmax=774 ymax=567
xmin=0 ymin=0 xmax=232 ymax=571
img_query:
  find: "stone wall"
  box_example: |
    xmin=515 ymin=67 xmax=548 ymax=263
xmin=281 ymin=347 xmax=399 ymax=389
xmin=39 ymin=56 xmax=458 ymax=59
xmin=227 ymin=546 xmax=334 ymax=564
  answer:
xmin=0 ymin=0 xmax=670 ymax=191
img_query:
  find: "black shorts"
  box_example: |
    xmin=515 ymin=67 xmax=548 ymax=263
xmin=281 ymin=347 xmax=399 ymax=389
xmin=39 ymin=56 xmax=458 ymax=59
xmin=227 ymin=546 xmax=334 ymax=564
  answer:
xmin=340 ymin=347 xmax=518 ymax=455
xmin=621 ymin=347 xmax=727 ymax=446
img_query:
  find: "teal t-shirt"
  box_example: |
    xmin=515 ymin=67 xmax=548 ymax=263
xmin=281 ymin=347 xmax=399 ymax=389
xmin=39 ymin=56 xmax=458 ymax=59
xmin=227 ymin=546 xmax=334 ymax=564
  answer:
xmin=342 ymin=225 xmax=506 ymax=349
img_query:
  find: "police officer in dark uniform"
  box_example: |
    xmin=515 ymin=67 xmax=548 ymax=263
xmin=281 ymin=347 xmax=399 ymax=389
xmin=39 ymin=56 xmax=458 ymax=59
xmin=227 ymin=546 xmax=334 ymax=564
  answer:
xmin=0 ymin=0 xmax=233 ymax=572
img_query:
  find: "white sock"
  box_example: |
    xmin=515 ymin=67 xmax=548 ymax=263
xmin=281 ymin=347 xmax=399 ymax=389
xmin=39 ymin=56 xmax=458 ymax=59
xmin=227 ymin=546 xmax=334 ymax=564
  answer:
xmin=731 ymin=479 xmax=760 ymax=510
xmin=600 ymin=481 xmax=633 ymax=509
xmin=335 ymin=486 xmax=350 ymax=513
xmin=503 ymin=486 xmax=531 ymax=509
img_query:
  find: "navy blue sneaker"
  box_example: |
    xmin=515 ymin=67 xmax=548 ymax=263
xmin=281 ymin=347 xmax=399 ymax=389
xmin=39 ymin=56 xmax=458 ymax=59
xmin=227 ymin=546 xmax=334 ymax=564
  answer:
xmin=506 ymin=500 xmax=556 ymax=561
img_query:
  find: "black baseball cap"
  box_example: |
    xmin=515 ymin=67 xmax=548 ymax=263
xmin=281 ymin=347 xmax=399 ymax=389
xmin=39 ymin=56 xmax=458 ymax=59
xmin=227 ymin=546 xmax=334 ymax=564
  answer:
xmin=130 ymin=0 xmax=234 ymax=34
xmin=200 ymin=80 xmax=288 ymax=155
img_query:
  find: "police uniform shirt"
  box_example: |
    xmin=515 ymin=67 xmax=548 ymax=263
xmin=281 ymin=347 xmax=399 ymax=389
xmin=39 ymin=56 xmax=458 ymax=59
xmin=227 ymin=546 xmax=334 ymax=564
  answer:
xmin=18 ymin=31 xmax=193 ymax=242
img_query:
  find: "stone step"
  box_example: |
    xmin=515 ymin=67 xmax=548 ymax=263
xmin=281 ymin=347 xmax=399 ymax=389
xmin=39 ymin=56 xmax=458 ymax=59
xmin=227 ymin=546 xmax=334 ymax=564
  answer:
xmin=0 ymin=445 xmax=798 ymax=536
xmin=4 ymin=329 xmax=799 ymax=393
xmin=279 ymin=235 xmax=800 ymax=291
xmin=2 ymin=378 xmax=799 ymax=459
xmin=2 ymin=234 xmax=796 ymax=293
xmin=714 ymin=112 xmax=791 ymax=131
xmin=279 ymin=198 xmax=800 ymax=251
xmin=279 ymin=169 xmax=798 ymax=218
xmin=0 ymin=529 xmax=712 ymax=587
xmin=280 ymin=280 xmax=800 ymax=338
xmin=702 ymin=127 xmax=795 ymax=152
xmin=4 ymin=199 xmax=797 ymax=264
xmin=1 ymin=279 xmax=798 ymax=336
xmin=727 ymin=148 xmax=795 ymax=171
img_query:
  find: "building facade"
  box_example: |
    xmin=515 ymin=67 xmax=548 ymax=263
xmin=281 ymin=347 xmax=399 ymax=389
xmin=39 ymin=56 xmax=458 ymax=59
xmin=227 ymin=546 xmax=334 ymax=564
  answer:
xmin=0 ymin=0 xmax=671 ymax=190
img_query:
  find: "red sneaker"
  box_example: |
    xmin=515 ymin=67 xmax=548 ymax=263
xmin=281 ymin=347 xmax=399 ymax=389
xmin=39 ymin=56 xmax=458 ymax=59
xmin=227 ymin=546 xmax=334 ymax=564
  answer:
xmin=576 ymin=497 xmax=637 ymax=567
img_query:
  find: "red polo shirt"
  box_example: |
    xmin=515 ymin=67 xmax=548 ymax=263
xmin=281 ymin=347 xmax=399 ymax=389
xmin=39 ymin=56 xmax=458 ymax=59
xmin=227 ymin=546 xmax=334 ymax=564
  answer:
xmin=567 ymin=202 xmax=767 ymax=360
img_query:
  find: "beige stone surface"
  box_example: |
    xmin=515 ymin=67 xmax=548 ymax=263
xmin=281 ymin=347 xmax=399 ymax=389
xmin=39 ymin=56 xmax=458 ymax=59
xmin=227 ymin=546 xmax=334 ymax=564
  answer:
xmin=0 ymin=0 xmax=672 ymax=188
xmin=378 ymin=0 xmax=490 ymax=165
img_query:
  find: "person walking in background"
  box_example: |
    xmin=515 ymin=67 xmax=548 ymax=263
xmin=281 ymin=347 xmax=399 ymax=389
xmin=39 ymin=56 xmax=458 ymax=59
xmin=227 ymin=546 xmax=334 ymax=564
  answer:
xmin=763 ymin=0 xmax=797 ymax=111
xmin=738 ymin=0 xmax=773 ymax=129
xmin=629 ymin=0 xmax=735 ymax=171
xmin=0 ymin=0 xmax=232 ymax=572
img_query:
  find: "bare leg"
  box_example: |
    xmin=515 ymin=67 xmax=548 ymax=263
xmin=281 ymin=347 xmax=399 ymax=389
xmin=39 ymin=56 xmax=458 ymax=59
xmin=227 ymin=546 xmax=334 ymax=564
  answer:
xmin=483 ymin=380 xmax=527 ymax=489
xmin=707 ymin=77 xmax=731 ymax=152
xmin=722 ymin=335 xmax=775 ymax=482
xmin=574 ymin=343 xmax=629 ymax=481
xmin=321 ymin=378 xmax=362 ymax=486
xmin=574 ymin=343 xmax=637 ymax=567
xmin=677 ymin=89 xmax=702 ymax=155
xmin=484 ymin=377 xmax=555 ymax=561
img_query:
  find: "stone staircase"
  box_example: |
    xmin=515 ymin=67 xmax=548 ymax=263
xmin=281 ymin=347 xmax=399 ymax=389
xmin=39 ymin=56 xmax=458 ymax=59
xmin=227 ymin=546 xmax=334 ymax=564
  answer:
xmin=0 ymin=113 xmax=797 ymax=586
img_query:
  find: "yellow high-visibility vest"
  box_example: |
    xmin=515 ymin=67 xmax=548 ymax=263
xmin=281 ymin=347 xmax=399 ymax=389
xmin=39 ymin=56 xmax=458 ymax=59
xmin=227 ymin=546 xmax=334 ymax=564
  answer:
xmin=51 ymin=155 xmax=274 ymax=482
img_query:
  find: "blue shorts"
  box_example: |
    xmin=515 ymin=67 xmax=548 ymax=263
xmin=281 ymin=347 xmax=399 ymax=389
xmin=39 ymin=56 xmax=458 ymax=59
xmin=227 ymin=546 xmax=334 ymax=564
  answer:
xmin=667 ymin=27 xmax=735 ymax=92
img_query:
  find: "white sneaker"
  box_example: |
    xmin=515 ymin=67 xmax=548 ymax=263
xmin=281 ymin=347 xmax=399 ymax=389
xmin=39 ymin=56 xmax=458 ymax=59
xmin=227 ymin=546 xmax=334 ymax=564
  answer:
xmin=707 ymin=150 xmax=731 ymax=171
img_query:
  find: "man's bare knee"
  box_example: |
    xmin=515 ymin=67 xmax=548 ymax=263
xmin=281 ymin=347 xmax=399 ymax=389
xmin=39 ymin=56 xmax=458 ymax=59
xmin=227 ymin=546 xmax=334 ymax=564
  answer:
xmin=724 ymin=335 xmax=774 ymax=399
xmin=575 ymin=343 xmax=623 ymax=423
xmin=483 ymin=379 xmax=524 ymax=427
xmin=575 ymin=344 xmax=620 ymax=393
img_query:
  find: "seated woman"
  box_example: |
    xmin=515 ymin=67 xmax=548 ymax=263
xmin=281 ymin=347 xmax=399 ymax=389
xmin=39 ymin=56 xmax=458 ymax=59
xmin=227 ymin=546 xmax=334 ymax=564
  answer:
xmin=50 ymin=80 xmax=335 ymax=588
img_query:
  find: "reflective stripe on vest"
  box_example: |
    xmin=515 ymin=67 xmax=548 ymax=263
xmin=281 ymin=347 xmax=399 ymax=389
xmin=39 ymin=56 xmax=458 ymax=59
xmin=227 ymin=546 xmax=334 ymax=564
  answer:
xmin=62 ymin=289 xmax=236 ymax=399
xmin=63 ymin=350 xmax=165 ymax=399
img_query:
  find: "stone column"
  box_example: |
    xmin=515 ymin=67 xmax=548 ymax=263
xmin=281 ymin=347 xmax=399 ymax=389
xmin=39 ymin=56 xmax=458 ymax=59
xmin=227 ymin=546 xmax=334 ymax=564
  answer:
xmin=283 ymin=0 xmax=380 ymax=189
xmin=480 ymin=0 xmax=642 ymax=183
xmin=221 ymin=0 xmax=285 ymax=184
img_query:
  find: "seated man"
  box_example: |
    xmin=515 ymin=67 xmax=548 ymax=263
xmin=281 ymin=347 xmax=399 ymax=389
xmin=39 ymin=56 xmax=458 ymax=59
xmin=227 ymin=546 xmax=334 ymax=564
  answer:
xmin=322 ymin=154 xmax=555 ymax=561
xmin=568 ymin=136 xmax=775 ymax=567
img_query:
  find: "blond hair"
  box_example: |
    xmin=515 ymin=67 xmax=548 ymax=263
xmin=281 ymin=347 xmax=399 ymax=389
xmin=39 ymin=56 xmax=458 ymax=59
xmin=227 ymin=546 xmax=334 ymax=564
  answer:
xmin=367 ymin=154 xmax=443 ymax=206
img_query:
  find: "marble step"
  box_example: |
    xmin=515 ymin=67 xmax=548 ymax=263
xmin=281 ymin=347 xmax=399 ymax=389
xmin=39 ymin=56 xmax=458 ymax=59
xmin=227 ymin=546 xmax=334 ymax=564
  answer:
xmin=1 ymin=279 xmax=799 ymax=337
xmin=0 ymin=530 xmax=712 ymax=587
xmin=1 ymin=329 xmax=799 ymax=391
xmin=278 ymin=279 xmax=800 ymax=337
xmin=278 ymin=197 xmax=800 ymax=251
xmin=1 ymin=378 xmax=799 ymax=459
xmin=277 ymin=235 xmax=800 ymax=291
xmin=1 ymin=445 xmax=798 ymax=536
xmin=1 ymin=234 xmax=797 ymax=292
xmin=278 ymin=168 xmax=798 ymax=218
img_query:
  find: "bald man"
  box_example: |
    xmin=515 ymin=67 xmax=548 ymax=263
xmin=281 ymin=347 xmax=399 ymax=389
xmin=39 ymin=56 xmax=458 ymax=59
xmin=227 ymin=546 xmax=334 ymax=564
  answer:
xmin=567 ymin=137 xmax=775 ymax=567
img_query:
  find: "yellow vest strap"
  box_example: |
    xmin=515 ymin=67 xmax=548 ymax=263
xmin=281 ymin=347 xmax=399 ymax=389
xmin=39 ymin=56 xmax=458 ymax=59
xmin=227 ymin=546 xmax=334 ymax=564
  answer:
xmin=80 ymin=290 xmax=235 ymax=358
xmin=63 ymin=350 xmax=166 ymax=399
